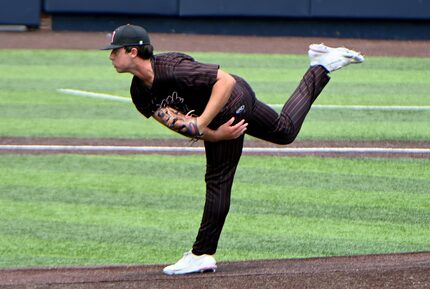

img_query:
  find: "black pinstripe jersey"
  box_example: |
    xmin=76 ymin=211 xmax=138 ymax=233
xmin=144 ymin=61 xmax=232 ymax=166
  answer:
xmin=130 ymin=52 xmax=251 ymax=122
xmin=130 ymin=52 xmax=219 ymax=118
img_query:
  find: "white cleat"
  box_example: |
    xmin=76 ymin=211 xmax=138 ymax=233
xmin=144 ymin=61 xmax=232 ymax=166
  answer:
xmin=308 ymin=43 xmax=364 ymax=72
xmin=163 ymin=251 xmax=217 ymax=275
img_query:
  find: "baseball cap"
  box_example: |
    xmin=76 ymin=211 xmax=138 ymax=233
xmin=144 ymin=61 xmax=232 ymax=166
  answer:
xmin=102 ymin=24 xmax=150 ymax=50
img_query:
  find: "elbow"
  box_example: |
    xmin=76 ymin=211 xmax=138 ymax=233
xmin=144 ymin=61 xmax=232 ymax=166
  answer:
xmin=228 ymin=74 xmax=236 ymax=88
xmin=219 ymin=69 xmax=236 ymax=88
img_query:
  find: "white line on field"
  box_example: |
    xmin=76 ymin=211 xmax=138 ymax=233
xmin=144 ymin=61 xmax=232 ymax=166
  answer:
xmin=57 ymin=88 xmax=131 ymax=103
xmin=270 ymin=104 xmax=430 ymax=111
xmin=57 ymin=88 xmax=430 ymax=110
xmin=58 ymin=88 xmax=430 ymax=111
xmin=1 ymin=145 xmax=429 ymax=155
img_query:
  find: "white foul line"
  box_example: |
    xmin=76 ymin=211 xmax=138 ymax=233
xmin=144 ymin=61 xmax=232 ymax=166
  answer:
xmin=57 ymin=88 xmax=131 ymax=103
xmin=270 ymin=104 xmax=430 ymax=111
xmin=58 ymin=88 xmax=430 ymax=111
xmin=1 ymin=145 xmax=429 ymax=155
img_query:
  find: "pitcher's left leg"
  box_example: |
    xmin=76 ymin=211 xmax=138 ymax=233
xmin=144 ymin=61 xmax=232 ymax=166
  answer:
xmin=247 ymin=66 xmax=330 ymax=144
xmin=278 ymin=65 xmax=330 ymax=142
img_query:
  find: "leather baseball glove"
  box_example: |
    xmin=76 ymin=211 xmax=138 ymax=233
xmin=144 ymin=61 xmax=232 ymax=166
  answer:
xmin=153 ymin=106 xmax=203 ymax=140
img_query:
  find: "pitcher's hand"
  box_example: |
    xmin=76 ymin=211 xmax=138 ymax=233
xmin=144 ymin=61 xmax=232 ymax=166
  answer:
xmin=202 ymin=117 xmax=247 ymax=142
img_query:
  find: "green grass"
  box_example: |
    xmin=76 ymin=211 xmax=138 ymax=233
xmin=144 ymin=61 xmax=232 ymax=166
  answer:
xmin=0 ymin=154 xmax=429 ymax=268
xmin=0 ymin=50 xmax=429 ymax=140
xmin=0 ymin=49 xmax=429 ymax=269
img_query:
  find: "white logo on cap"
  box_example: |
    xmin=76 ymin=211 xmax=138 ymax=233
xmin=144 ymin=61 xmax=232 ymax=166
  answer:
xmin=111 ymin=31 xmax=116 ymax=43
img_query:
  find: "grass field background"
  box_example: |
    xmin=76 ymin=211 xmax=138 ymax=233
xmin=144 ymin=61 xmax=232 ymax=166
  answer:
xmin=0 ymin=49 xmax=429 ymax=268
xmin=1 ymin=50 xmax=429 ymax=140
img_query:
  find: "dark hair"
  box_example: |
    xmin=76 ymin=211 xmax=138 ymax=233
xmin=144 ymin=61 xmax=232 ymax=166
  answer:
xmin=125 ymin=44 xmax=154 ymax=59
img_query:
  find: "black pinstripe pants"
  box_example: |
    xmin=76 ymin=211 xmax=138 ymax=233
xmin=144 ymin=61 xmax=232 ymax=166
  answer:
xmin=192 ymin=66 xmax=330 ymax=255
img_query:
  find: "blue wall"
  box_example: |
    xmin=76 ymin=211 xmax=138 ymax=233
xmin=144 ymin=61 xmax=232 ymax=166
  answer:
xmin=43 ymin=0 xmax=178 ymax=16
xmin=42 ymin=0 xmax=430 ymax=20
xmin=311 ymin=0 xmax=430 ymax=20
xmin=2 ymin=0 xmax=430 ymax=39
xmin=179 ymin=0 xmax=309 ymax=17
xmin=0 ymin=0 xmax=40 ymax=26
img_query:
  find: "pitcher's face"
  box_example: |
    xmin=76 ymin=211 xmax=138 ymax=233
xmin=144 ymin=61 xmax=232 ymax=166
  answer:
xmin=109 ymin=48 xmax=133 ymax=73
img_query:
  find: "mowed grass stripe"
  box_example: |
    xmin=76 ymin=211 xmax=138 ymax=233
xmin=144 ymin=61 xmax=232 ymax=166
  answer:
xmin=0 ymin=154 xmax=429 ymax=267
xmin=1 ymin=180 xmax=428 ymax=225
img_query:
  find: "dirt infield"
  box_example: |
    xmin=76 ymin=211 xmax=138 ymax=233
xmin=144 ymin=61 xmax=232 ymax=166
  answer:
xmin=1 ymin=30 xmax=429 ymax=288
xmin=1 ymin=252 xmax=430 ymax=289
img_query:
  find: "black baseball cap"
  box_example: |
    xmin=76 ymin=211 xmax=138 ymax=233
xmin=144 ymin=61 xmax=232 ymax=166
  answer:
xmin=102 ymin=24 xmax=150 ymax=50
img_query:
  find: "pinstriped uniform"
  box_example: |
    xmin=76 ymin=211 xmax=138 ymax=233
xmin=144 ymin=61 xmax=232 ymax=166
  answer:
xmin=130 ymin=52 xmax=330 ymax=255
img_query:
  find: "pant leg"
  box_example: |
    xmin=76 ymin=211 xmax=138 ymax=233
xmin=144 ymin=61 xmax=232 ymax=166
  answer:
xmin=192 ymin=135 xmax=244 ymax=255
xmin=247 ymin=65 xmax=330 ymax=144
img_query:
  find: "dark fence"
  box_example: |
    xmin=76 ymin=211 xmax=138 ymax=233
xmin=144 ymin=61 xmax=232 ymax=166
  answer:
xmin=2 ymin=0 xmax=430 ymax=39
xmin=0 ymin=0 xmax=41 ymax=27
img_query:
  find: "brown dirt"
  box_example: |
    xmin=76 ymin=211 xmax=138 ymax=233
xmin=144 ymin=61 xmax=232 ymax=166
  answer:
xmin=1 ymin=252 xmax=429 ymax=289
xmin=1 ymin=29 xmax=429 ymax=288
xmin=2 ymin=30 xmax=430 ymax=57
xmin=1 ymin=137 xmax=429 ymax=158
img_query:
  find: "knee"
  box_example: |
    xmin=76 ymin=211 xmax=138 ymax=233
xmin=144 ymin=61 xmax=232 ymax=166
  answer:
xmin=272 ymin=134 xmax=297 ymax=145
